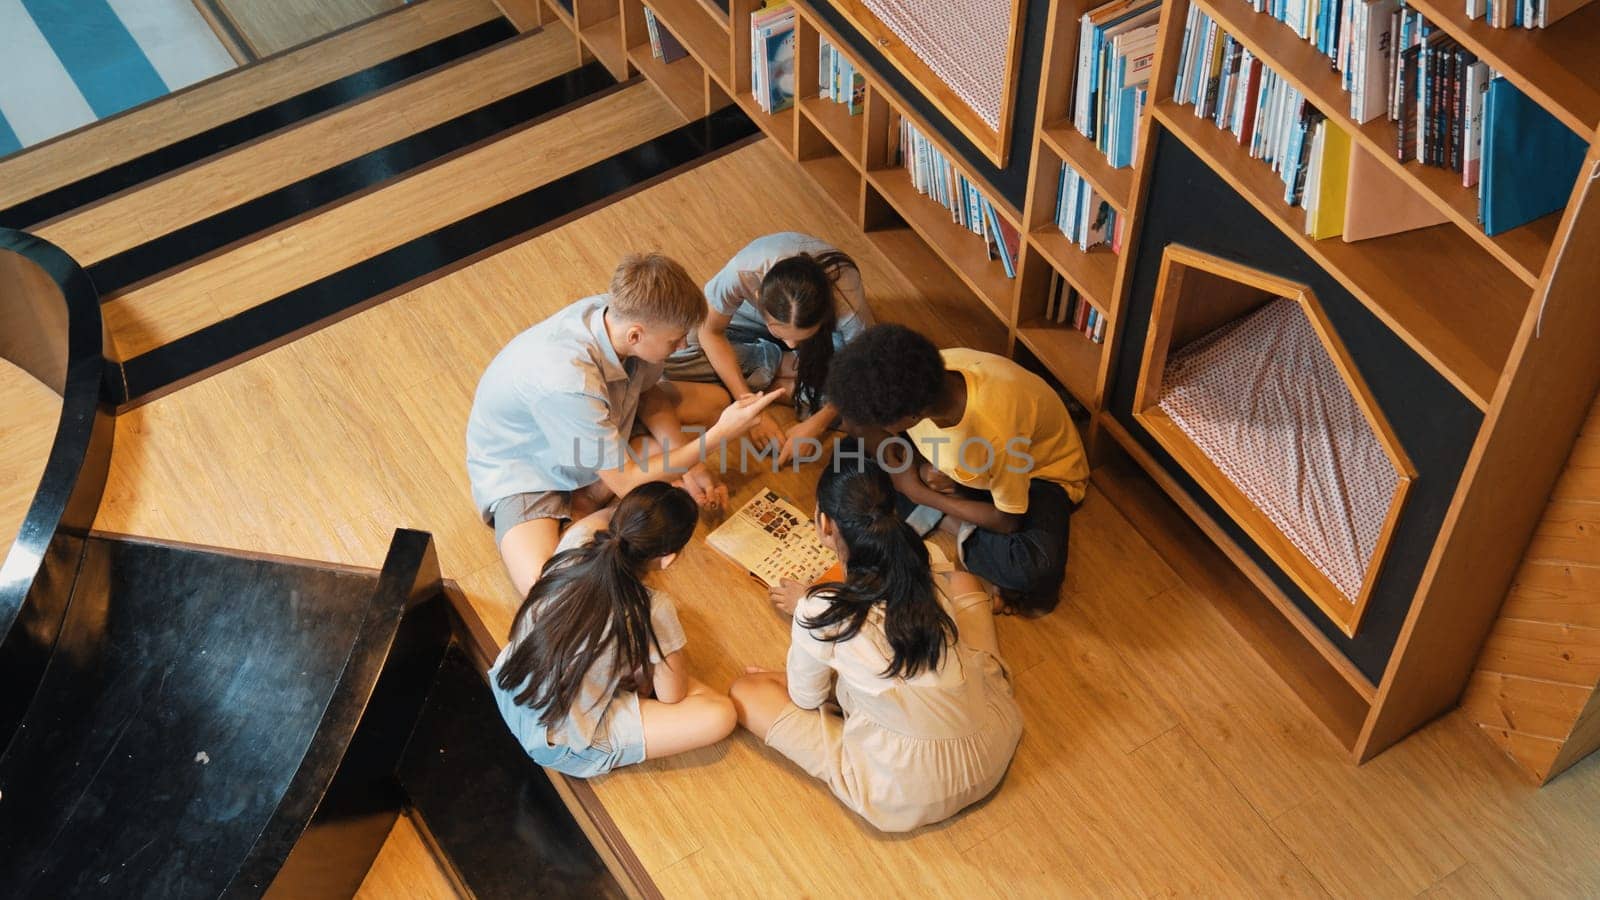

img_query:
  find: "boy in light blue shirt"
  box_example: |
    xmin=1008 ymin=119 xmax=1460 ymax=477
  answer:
xmin=467 ymin=252 xmax=782 ymax=596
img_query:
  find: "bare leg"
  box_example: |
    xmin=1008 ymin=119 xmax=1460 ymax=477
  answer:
xmin=654 ymin=379 xmax=731 ymax=428
xmin=499 ymin=517 xmax=562 ymax=598
xmin=728 ymin=670 xmax=792 ymax=741
xmin=638 ymin=677 xmax=738 ymax=759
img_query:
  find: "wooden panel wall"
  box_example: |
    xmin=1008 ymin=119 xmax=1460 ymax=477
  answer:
xmin=1463 ymin=394 xmax=1600 ymax=782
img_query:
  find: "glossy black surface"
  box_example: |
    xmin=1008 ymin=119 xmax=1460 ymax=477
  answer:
xmin=0 ymin=18 xmax=516 ymax=230
xmin=0 ymin=229 xmax=114 ymax=745
xmin=88 ymin=63 xmax=618 ymax=295
xmin=239 ymin=530 xmax=450 ymax=896
xmin=0 ymin=530 xmax=447 ymax=898
xmin=400 ymin=643 xmax=623 ymax=899
xmin=1109 ymin=129 xmax=1481 ymax=680
xmin=119 ymin=104 xmax=759 ymax=405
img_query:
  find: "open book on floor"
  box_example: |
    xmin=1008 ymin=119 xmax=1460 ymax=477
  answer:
xmin=706 ymin=489 xmax=841 ymax=588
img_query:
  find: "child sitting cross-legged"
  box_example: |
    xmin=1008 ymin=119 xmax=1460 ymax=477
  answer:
xmin=824 ymin=325 xmax=1088 ymax=616
xmin=729 ymin=457 xmax=1023 ymax=833
xmin=491 ymin=482 xmax=737 ymax=778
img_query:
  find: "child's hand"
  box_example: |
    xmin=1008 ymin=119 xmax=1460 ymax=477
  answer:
xmin=713 ymin=389 xmax=787 ymax=440
xmin=677 ymin=463 xmax=728 ymax=511
xmin=919 ymin=462 xmax=958 ymax=494
xmin=747 ymin=411 xmax=786 ymax=456
xmin=769 ymin=578 xmax=807 ymax=618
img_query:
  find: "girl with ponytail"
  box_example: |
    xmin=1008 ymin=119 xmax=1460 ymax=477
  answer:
xmin=664 ymin=233 xmax=875 ymax=465
xmin=729 ymin=456 xmax=1024 ymax=832
xmin=491 ymin=482 xmax=736 ymax=778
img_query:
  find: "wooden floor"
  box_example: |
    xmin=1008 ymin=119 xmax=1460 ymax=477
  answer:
xmin=89 ymin=139 xmax=1600 ymax=896
xmin=217 ymin=0 xmax=405 ymax=58
xmin=0 ymin=360 xmax=60 ymax=553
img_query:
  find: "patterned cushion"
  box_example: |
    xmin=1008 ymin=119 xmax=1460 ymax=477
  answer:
xmin=861 ymin=0 xmax=1009 ymax=131
xmin=1157 ymin=298 xmax=1400 ymax=603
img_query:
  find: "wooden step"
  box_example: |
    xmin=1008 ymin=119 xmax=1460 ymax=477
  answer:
xmin=36 ymin=26 xmax=580 ymax=271
xmin=103 ymin=83 xmax=687 ymax=361
xmin=0 ymin=0 xmax=504 ymax=222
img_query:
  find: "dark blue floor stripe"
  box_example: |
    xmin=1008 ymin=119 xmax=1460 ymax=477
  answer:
xmin=88 ymin=63 xmax=619 ymax=296
xmin=117 ymin=106 xmax=758 ymax=405
xmin=21 ymin=0 xmax=170 ymax=119
xmin=0 ymin=17 xmax=516 ymax=230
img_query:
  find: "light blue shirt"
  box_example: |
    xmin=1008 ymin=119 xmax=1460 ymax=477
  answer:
xmin=465 ymin=295 xmax=663 ymax=519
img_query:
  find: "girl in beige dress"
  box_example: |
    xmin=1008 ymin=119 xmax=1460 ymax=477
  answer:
xmin=730 ymin=461 xmax=1024 ymax=832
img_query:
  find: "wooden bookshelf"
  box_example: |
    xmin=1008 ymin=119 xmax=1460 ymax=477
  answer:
xmin=1016 ymin=319 xmax=1103 ymax=409
xmin=626 ymin=45 xmax=703 ymax=120
xmin=1190 ymin=0 xmax=1555 ymax=288
xmin=1026 ymin=229 xmax=1118 ymax=311
xmin=1039 ymin=123 xmax=1137 ymax=213
xmin=579 ymin=18 xmax=629 ymax=81
xmin=864 ymin=169 xmax=1018 ymax=323
xmin=1152 ymin=101 xmax=1521 ymax=409
xmin=1405 ymin=0 xmax=1600 ymax=135
xmin=644 ymin=0 xmax=730 ymax=83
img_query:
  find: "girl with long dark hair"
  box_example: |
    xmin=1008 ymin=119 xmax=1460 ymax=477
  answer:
xmin=491 ymin=482 xmax=736 ymax=778
xmin=728 ymin=460 xmax=1023 ymax=832
xmin=664 ymin=233 xmax=875 ymax=464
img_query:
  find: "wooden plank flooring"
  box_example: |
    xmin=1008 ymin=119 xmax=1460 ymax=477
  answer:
xmin=355 ymin=814 xmax=461 ymax=899
xmin=101 ymin=82 xmax=686 ymax=360
xmin=0 ymin=361 xmax=61 ymax=553
xmin=88 ymin=139 xmax=1600 ymax=896
xmin=217 ymin=0 xmax=406 ymax=59
xmin=35 ymin=28 xmax=576 ymax=267
xmin=0 ymin=0 xmax=500 ymax=213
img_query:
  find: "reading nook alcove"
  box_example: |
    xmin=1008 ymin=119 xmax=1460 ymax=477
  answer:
xmin=1131 ymin=245 xmax=1414 ymax=637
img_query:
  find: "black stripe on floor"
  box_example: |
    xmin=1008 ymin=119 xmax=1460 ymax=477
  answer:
xmin=116 ymin=106 xmax=759 ymax=406
xmin=0 ymin=18 xmax=517 ymax=230
xmin=88 ymin=62 xmax=619 ymax=297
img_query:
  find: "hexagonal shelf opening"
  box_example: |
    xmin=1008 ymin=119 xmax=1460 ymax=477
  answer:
xmin=1133 ymin=246 xmax=1415 ymax=637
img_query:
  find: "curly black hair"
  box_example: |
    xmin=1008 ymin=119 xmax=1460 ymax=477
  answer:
xmin=825 ymin=324 xmax=945 ymax=428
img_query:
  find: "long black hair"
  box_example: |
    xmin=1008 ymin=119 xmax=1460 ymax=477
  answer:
xmin=760 ymin=249 xmax=857 ymax=415
xmin=495 ymin=482 xmax=698 ymax=727
xmin=801 ymin=459 xmax=957 ymax=678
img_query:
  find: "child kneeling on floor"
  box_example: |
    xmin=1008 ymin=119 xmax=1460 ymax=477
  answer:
xmin=729 ymin=457 xmax=1023 ymax=832
xmin=491 ymin=482 xmax=736 ymax=778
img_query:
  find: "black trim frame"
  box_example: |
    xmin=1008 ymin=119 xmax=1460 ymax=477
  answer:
xmin=0 ymin=229 xmax=116 ymax=745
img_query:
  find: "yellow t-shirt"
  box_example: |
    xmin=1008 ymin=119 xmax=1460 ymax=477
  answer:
xmin=906 ymin=349 xmax=1088 ymax=512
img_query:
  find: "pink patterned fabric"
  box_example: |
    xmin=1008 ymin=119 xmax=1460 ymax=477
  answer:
xmin=1157 ymin=298 xmax=1401 ymax=604
xmin=861 ymin=0 xmax=1009 ymax=131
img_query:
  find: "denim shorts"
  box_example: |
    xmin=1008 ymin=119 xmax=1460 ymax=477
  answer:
xmin=529 ymin=692 xmax=648 ymax=779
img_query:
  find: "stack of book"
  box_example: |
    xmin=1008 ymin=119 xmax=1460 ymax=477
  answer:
xmin=642 ymin=8 xmax=688 ymax=63
xmin=1055 ymin=162 xmax=1122 ymax=251
xmin=817 ymin=37 xmax=866 ymax=114
xmin=1073 ymin=0 xmax=1161 ymax=169
xmin=891 ymin=115 xmax=1020 ymax=278
xmin=751 ymin=2 xmax=796 ymax=114
xmin=1469 ymin=0 xmax=1593 ymax=27
xmin=1176 ymin=10 xmax=1329 ymax=210
xmin=1045 ymin=270 xmax=1107 ymax=342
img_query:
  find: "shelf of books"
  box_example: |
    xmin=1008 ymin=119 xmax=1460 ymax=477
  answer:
xmin=1406 ymin=0 xmax=1600 ymax=135
xmin=1150 ymin=101 xmax=1515 ymax=407
xmin=1015 ymin=247 xmax=1107 ymax=407
xmin=1184 ymin=0 xmax=1564 ymax=287
xmin=794 ymin=16 xmax=868 ymax=165
xmin=732 ymin=0 xmax=797 ymax=153
xmin=642 ymin=0 xmax=731 ymax=84
xmin=625 ymin=7 xmax=707 ymax=121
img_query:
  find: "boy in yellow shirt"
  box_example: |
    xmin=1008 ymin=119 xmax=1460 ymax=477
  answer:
xmin=825 ymin=325 xmax=1088 ymax=614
